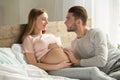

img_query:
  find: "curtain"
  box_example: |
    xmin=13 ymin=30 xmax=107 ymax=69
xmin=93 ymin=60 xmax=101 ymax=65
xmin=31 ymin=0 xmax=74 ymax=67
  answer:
xmin=109 ymin=0 xmax=120 ymax=46
xmin=91 ymin=0 xmax=120 ymax=46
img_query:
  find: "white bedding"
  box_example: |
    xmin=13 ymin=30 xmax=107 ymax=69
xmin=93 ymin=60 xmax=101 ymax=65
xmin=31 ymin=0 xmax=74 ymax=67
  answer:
xmin=0 ymin=44 xmax=78 ymax=80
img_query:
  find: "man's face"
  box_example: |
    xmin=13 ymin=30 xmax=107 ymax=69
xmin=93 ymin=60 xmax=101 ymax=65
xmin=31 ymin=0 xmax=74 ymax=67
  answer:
xmin=64 ymin=13 xmax=77 ymax=32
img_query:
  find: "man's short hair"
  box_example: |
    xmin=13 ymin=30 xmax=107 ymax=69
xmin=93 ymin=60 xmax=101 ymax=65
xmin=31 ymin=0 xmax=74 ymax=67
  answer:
xmin=68 ymin=6 xmax=88 ymax=26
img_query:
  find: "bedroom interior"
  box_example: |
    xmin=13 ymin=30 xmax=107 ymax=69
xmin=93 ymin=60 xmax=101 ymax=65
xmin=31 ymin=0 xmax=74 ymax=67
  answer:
xmin=0 ymin=19 xmax=91 ymax=80
xmin=0 ymin=0 xmax=120 ymax=80
xmin=0 ymin=0 xmax=120 ymax=45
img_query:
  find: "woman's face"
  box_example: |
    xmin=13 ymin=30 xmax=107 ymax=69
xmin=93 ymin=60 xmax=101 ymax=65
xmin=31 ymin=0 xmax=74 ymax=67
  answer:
xmin=35 ymin=12 xmax=48 ymax=32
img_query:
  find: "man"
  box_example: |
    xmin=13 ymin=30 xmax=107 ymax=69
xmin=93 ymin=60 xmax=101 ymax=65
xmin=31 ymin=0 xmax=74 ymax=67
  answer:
xmin=48 ymin=6 xmax=117 ymax=80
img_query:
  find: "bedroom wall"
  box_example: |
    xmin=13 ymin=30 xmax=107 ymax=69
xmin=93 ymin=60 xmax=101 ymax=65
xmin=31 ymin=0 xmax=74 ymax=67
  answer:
xmin=0 ymin=0 xmax=61 ymax=26
xmin=19 ymin=0 xmax=57 ymax=24
xmin=0 ymin=0 xmax=19 ymax=26
xmin=0 ymin=0 xmax=91 ymax=26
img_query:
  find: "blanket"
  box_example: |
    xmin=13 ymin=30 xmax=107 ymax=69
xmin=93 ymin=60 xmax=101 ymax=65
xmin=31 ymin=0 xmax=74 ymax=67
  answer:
xmin=0 ymin=44 xmax=78 ymax=80
xmin=0 ymin=64 xmax=77 ymax=80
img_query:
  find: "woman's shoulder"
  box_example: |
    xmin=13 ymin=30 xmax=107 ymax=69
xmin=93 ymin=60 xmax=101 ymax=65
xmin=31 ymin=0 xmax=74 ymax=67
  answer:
xmin=24 ymin=35 xmax=34 ymax=41
xmin=22 ymin=35 xmax=33 ymax=44
xmin=25 ymin=35 xmax=33 ymax=39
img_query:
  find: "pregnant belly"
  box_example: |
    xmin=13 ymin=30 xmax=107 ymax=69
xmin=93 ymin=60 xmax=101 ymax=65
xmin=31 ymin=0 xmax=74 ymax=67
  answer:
xmin=40 ymin=47 xmax=70 ymax=64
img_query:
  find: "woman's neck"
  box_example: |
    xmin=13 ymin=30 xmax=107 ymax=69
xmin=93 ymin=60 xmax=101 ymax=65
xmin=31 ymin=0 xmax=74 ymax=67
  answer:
xmin=34 ymin=29 xmax=43 ymax=35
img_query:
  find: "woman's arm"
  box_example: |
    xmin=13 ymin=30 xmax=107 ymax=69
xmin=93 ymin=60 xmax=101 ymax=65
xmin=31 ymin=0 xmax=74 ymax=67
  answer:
xmin=25 ymin=53 xmax=72 ymax=71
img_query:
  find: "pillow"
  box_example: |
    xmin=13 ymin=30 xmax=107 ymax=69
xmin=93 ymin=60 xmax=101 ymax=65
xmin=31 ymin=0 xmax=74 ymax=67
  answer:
xmin=0 ymin=48 xmax=15 ymax=58
xmin=40 ymin=43 xmax=70 ymax=64
xmin=11 ymin=44 xmax=27 ymax=64
xmin=0 ymin=48 xmax=21 ymax=64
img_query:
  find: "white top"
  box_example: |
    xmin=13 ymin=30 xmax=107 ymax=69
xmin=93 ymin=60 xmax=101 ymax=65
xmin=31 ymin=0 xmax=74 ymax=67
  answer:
xmin=71 ymin=28 xmax=120 ymax=73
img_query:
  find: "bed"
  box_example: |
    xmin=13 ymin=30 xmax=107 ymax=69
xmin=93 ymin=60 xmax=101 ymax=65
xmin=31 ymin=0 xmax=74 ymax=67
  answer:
xmin=0 ymin=20 xmax=92 ymax=80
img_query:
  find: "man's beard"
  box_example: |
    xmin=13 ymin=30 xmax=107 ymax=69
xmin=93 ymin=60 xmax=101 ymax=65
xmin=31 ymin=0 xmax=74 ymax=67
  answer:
xmin=67 ymin=23 xmax=77 ymax=32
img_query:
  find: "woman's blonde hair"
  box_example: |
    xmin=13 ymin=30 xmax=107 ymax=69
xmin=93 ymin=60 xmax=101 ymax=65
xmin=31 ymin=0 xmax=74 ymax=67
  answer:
xmin=22 ymin=8 xmax=46 ymax=42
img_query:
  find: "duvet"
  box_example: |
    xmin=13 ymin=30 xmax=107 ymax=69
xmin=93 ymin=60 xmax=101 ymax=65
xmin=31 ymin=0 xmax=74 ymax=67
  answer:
xmin=0 ymin=44 xmax=78 ymax=80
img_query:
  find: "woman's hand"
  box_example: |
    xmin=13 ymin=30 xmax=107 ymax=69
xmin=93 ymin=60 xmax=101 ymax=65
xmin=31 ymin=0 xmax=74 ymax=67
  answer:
xmin=64 ymin=48 xmax=80 ymax=66
xmin=57 ymin=60 xmax=72 ymax=69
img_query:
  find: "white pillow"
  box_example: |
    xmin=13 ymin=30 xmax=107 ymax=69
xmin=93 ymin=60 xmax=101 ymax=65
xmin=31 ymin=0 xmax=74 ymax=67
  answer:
xmin=11 ymin=44 xmax=27 ymax=64
xmin=12 ymin=44 xmax=22 ymax=53
xmin=0 ymin=48 xmax=15 ymax=58
xmin=0 ymin=48 xmax=21 ymax=64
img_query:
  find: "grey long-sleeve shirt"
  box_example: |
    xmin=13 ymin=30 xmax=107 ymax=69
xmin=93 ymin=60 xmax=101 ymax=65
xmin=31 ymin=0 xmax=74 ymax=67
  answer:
xmin=71 ymin=28 xmax=120 ymax=73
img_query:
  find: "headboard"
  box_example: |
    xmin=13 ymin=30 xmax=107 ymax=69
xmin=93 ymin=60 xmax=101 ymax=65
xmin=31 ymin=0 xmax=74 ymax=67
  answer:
xmin=0 ymin=24 xmax=26 ymax=47
xmin=0 ymin=19 xmax=91 ymax=47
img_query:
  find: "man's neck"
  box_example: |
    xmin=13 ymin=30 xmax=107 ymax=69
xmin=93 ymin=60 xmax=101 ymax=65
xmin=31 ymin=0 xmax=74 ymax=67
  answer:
xmin=76 ymin=26 xmax=88 ymax=39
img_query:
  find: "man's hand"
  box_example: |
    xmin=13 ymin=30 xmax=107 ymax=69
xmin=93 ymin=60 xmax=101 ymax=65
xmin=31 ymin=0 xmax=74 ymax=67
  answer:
xmin=64 ymin=48 xmax=80 ymax=66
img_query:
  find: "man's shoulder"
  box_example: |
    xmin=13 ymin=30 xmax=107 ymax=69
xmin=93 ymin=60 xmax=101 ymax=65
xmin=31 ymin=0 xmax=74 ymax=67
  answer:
xmin=89 ymin=28 xmax=105 ymax=34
